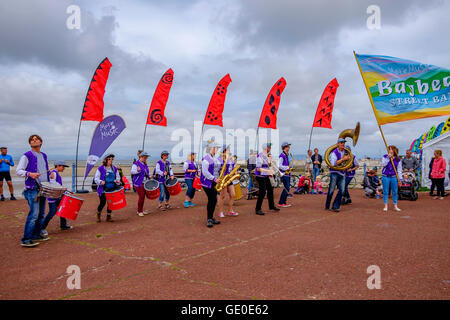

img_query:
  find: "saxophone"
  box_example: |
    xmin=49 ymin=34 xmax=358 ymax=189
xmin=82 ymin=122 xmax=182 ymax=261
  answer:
xmin=215 ymin=154 xmax=240 ymax=192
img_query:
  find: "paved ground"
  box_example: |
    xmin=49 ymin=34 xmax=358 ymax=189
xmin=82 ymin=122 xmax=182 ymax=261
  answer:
xmin=0 ymin=188 xmax=448 ymax=300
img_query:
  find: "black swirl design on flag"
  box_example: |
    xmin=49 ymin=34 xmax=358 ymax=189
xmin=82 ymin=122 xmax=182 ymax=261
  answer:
xmin=161 ymin=72 xmax=173 ymax=84
xmin=150 ymin=109 xmax=164 ymax=124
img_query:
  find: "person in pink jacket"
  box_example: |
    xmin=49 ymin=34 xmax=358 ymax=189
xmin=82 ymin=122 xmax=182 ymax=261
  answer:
xmin=430 ymin=149 xmax=446 ymax=200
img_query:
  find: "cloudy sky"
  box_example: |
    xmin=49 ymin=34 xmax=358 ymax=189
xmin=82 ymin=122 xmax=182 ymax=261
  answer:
xmin=1 ymin=0 xmax=449 ymax=161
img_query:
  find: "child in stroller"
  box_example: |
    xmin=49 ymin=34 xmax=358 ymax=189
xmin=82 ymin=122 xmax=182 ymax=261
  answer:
xmin=398 ymin=172 xmax=418 ymax=201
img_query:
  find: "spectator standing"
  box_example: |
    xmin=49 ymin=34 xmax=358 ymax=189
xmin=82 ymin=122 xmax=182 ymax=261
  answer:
xmin=430 ymin=149 xmax=446 ymax=200
xmin=311 ymin=148 xmax=322 ymax=183
xmin=305 ymin=149 xmax=313 ymax=175
xmin=402 ymin=150 xmax=419 ymax=173
xmin=0 ymin=147 xmax=16 ymax=201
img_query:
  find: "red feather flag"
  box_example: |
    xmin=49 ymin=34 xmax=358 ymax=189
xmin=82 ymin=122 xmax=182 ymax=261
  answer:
xmin=258 ymin=77 xmax=287 ymax=129
xmin=203 ymin=74 xmax=232 ymax=127
xmin=312 ymin=78 xmax=339 ymax=129
xmin=146 ymin=68 xmax=174 ymax=126
xmin=81 ymin=57 xmax=112 ymax=122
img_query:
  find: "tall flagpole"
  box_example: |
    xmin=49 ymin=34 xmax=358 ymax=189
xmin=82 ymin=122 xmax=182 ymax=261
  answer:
xmin=142 ymin=124 xmax=148 ymax=151
xmin=74 ymin=119 xmax=82 ymax=192
xmin=307 ymin=126 xmax=314 ymax=151
xmin=354 ymin=50 xmax=400 ymax=183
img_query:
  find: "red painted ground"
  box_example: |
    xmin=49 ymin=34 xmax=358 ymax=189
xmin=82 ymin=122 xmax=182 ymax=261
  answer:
xmin=0 ymin=188 xmax=448 ymax=300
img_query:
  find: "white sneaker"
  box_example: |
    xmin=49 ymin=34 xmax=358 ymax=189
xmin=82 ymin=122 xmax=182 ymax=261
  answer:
xmin=40 ymin=229 xmax=48 ymax=237
xmin=137 ymin=212 xmax=144 ymax=217
xmin=219 ymin=212 xmax=225 ymax=218
xmin=383 ymin=207 xmax=388 ymax=212
xmin=143 ymin=211 xmax=150 ymax=215
xmin=394 ymin=206 xmax=401 ymax=212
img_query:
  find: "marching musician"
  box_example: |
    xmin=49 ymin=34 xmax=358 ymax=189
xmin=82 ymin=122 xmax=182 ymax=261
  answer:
xmin=338 ymin=146 xmax=359 ymax=205
xmin=155 ymin=150 xmax=174 ymax=210
xmin=255 ymin=143 xmax=280 ymax=215
xmin=130 ymin=151 xmax=150 ymax=217
xmin=278 ymin=142 xmax=292 ymax=208
xmin=16 ymin=134 xmax=50 ymax=247
xmin=183 ymin=152 xmax=198 ymax=208
xmin=200 ymin=141 xmax=222 ymax=228
xmin=94 ymin=154 xmax=121 ymax=222
xmin=325 ymin=138 xmax=348 ymax=212
xmin=40 ymin=161 xmax=72 ymax=238
xmin=217 ymin=145 xmax=239 ymax=217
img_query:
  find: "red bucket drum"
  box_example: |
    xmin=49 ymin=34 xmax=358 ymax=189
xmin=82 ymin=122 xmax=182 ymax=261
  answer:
xmin=105 ymin=187 xmax=127 ymax=211
xmin=56 ymin=192 xmax=84 ymax=220
xmin=144 ymin=179 xmax=160 ymax=200
xmin=165 ymin=177 xmax=182 ymax=196
xmin=193 ymin=176 xmax=202 ymax=190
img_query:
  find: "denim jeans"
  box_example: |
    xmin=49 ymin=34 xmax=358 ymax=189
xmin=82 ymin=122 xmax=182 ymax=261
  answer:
xmin=278 ymin=175 xmax=290 ymax=205
xmin=41 ymin=199 xmax=69 ymax=230
xmin=185 ymin=178 xmax=196 ymax=199
xmin=313 ymin=167 xmax=320 ymax=182
xmin=382 ymin=176 xmax=398 ymax=204
xmin=159 ymin=182 xmax=170 ymax=202
xmin=337 ymin=176 xmax=353 ymax=201
xmin=325 ymin=173 xmax=345 ymax=210
xmin=248 ymin=176 xmax=254 ymax=191
xmin=22 ymin=187 xmax=46 ymax=242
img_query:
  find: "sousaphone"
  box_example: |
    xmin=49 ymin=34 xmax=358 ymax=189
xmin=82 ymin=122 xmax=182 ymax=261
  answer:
xmin=324 ymin=122 xmax=360 ymax=171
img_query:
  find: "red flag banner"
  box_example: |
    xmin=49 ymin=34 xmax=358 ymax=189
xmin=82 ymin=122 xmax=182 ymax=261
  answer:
xmin=146 ymin=68 xmax=174 ymax=126
xmin=258 ymin=77 xmax=287 ymax=129
xmin=81 ymin=57 xmax=112 ymax=122
xmin=203 ymin=74 xmax=232 ymax=126
xmin=312 ymin=78 xmax=339 ymax=129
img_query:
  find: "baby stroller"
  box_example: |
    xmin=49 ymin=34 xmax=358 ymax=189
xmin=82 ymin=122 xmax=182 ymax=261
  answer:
xmin=246 ymin=171 xmax=259 ymax=200
xmin=398 ymin=172 xmax=418 ymax=201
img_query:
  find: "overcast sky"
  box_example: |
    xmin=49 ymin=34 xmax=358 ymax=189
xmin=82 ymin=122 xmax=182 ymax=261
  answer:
xmin=1 ymin=0 xmax=449 ymax=161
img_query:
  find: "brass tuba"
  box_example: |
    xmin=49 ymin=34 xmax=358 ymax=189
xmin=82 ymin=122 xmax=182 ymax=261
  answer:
xmin=215 ymin=154 xmax=240 ymax=192
xmin=324 ymin=122 xmax=360 ymax=171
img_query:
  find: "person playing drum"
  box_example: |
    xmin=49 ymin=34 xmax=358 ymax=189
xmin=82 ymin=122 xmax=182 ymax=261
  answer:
xmin=155 ymin=150 xmax=174 ymax=210
xmin=16 ymin=134 xmax=51 ymax=247
xmin=217 ymin=145 xmax=239 ymax=217
xmin=130 ymin=151 xmax=150 ymax=217
xmin=183 ymin=152 xmax=198 ymax=208
xmin=94 ymin=154 xmax=121 ymax=222
xmin=40 ymin=161 xmax=72 ymax=237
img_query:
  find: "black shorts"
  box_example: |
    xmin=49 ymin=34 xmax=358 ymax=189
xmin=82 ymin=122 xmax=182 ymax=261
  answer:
xmin=0 ymin=172 xmax=12 ymax=182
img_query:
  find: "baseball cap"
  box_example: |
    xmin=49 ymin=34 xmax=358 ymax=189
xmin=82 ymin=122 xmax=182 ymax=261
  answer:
xmin=54 ymin=160 xmax=69 ymax=167
xmin=104 ymin=154 xmax=115 ymax=159
xmin=337 ymin=138 xmax=346 ymax=143
xmin=140 ymin=151 xmax=150 ymax=157
xmin=161 ymin=150 xmax=169 ymax=156
xmin=281 ymin=142 xmax=291 ymax=148
xmin=262 ymin=142 xmax=272 ymax=149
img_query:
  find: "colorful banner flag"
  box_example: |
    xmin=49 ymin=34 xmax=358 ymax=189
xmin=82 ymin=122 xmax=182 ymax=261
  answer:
xmin=84 ymin=115 xmax=126 ymax=179
xmin=81 ymin=57 xmax=112 ymax=122
xmin=258 ymin=77 xmax=287 ymax=129
xmin=312 ymin=78 xmax=339 ymax=128
xmin=355 ymin=53 xmax=450 ymax=125
xmin=146 ymin=68 xmax=174 ymax=126
xmin=203 ymin=74 xmax=232 ymax=126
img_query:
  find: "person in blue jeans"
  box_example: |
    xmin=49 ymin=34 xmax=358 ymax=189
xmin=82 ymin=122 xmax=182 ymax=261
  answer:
xmin=381 ymin=145 xmax=402 ymax=212
xmin=338 ymin=146 xmax=359 ymax=205
xmin=40 ymin=161 xmax=72 ymax=237
xmin=183 ymin=152 xmax=198 ymax=208
xmin=311 ymin=148 xmax=323 ymax=183
xmin=155 ymin=150 xmax=174 ymax=210
xmin=16 ymin=134 xmax=51 ymax=247
xmin=247 ymin=149 xmax=256 ymax=192
xmin=278 ymin=142 xmax=292 ymax=207
xmin=325 ymin=138 xmax=349 ymax=212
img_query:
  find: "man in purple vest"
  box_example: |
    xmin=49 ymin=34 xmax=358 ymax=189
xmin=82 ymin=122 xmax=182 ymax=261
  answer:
xmin=255 ymin=143 xmax=280 ymax=215
xmin=16 ymin=134 xmax=50 ymax=247
xmin=130 ymin=151 xmax=150 ymax=217
xmin=325 ymin=138 xmax=350 ymax=212
xmin=278 ymin=142 xmax=292 ymax=207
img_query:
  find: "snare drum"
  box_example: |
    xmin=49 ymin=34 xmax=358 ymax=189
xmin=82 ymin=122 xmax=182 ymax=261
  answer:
xmin=144 ymin=179 xmax=160 ymax=200
xmin=165 ymin=177 xmax=182 ymax=196
xmin=40 ymin=181 xmax=66 ymax=199
xmin=104 ymin=187 xmax=127 ymax=211
xmin=57 ymin=192 xmax=84 ymax=220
